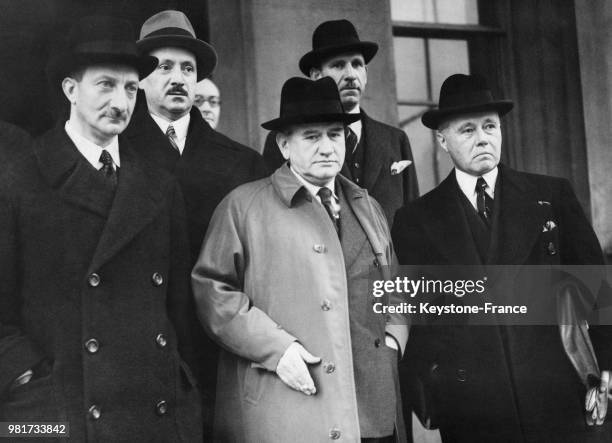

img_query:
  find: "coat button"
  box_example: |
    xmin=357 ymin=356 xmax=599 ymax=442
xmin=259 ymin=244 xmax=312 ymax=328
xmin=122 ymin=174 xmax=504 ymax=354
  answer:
xmin=324 ymin=362 xmax=336 ymax=374
xmin=374 ymin=338 xmax=381 ymax=347
xmin=88 ymin=404 xmax=101 ymax=420
xmin=151 ymin=272 xmax=164 ymax=286
xmin=354 ymin=162 xmax=360 ymax=169
xmin=321 ymin=299 xmax=332 ymax=311
xmin=456 ymin=368 xmax=467 ymax=382
xmin=88 ymin=273 xmax=100 ymax=287
xmin=373 ymin=258 xmax=380 ymax=268
xmin=155 ymin=400 xmax=168 ymax=416
xmin=84 ymin=338 xmax=100 ymax=354
xmin=313 ymin=244 xmax=327 ymax=253
xmin=430 ymin=363 xmax=439 ymax=374
xmin=355 ymin=177 xmax=361 ymax=184
xmin=329 ymin=428 xmax=341 ymax=439
xmin=155 ymin=333 xmax=167 ymax=348
xmin=547 ymin=242 xmax=557 ymax=255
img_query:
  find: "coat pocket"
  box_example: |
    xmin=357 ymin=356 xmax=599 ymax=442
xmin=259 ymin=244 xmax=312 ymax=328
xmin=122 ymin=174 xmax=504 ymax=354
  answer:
xmin=243 ymin=363 xmax=264 ymax=405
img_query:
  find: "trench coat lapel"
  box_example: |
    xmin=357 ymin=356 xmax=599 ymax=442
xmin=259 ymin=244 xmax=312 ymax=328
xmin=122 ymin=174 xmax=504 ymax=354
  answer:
xmin=34 ymin=126 xmax=115 ymax=218
xmin=490 ymin=165 xmax=542 ymax=266
xmin=88 ymin=138 xmax=163 ymax=272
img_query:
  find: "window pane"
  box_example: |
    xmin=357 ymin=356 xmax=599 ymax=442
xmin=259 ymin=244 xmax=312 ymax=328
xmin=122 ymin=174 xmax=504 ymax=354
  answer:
xmin=428 ymin=39 xmax=469 ymax=102
xmin=394 ymin=37 xmax=429 ymax=102
xmin=391 ymin=0 xmax=479 ymax=25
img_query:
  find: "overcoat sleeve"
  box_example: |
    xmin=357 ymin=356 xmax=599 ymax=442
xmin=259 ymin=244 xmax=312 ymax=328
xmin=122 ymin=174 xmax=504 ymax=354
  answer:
xmin=191 ymin=192 xmax=296 ymax=372
xmin=0 ymin=189 xmax=45 ymax=396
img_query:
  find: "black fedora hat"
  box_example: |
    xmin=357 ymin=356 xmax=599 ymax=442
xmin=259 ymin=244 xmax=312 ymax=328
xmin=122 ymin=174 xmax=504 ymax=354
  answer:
xmin=46 ymin=16 xmax=158 ymax=85
xmin=137 ymin=10 xmax=217 ymax=81
xmin=261 ymin=77 xmax=360 ymax=131
xmin=422 ymin=73 xmax=514 ymax=129
xmin=298 ymin=19 xmax=378 ymax=76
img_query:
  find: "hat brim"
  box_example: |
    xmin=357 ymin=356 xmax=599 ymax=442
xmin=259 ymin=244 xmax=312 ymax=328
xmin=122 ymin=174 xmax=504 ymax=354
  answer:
xmin=46 ymin=52 xmax=158 ymax=85
xmin=422 ymin=101 xmax=514 ymax=129
xmin=261 ymin=112 xmax=360 ymax=131
xmin=137 ymin=35 xmax=218 ymax=81
xmin=299 ymin=41 xmax=378 ymax=76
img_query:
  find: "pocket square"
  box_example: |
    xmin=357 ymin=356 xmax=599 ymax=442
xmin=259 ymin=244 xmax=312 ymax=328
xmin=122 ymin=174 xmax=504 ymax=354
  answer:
xmin=537 ymin=200 xmax=551 ymax=206
xmin=390 ymin=160 xmax=412 ymax=175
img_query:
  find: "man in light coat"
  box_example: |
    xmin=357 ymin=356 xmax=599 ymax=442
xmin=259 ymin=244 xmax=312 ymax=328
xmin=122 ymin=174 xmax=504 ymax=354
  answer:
xmin=192 ymin=76 xmax=409 ymax=442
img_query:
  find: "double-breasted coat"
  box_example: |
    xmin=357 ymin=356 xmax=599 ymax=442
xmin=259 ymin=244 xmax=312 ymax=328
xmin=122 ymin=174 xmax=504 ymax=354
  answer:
xmin=192 ymin=165 xmax=408 ymax=442
xmin=392 ymin=165 xmax=612 ymax=442
xmin=0 ymin=126 xmax=202 ymax=442
xmin=263 ymin=111 xmax=419 ymax=223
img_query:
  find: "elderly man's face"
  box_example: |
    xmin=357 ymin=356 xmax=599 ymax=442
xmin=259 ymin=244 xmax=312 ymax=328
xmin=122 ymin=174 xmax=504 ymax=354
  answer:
xmin=276 ymin=122 xmax=346 ymax=186
xmin=437 ymin=111 xmax=502 ymax=176
xmin=62 ymin=64 xmax=139 ymax=146
xmin=140 ymin=47 xmax=197 ymax=121
xmin=311 ymin=52 xmax=367 ymax=112
xmin=194 ymin=78 xmax=220 ymax=129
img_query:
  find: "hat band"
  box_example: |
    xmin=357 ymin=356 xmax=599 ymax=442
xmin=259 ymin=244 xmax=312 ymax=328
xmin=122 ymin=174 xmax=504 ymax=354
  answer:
xmin=143 ymin=27 xmax=194 ymax=39
xmin=282 ymin=100 xmax=345 ymax=117
xmin=440 ymin=90 xmax=494 ymax=109
xmin=74 ymin=40 xmax=139 ymax=55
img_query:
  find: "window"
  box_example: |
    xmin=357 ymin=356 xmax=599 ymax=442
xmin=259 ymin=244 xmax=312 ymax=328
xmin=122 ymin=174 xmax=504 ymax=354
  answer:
xmin=391 ymin=0 xmax=504 ymax=193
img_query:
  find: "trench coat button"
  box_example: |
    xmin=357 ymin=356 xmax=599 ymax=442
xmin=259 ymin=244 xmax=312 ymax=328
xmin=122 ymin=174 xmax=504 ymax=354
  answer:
xmin=430 ymin=363 xmax=439 ymax=374
xmin=88 ymin=273 xmax=100 ymax=287
xmin=355 ymin=177 xmax=361 ymax=184
xmin=354 ymin=162 xmax=360 ymax=169
xmin=313 ymin=244 xmax=327 ymax=253
xmin=324 ymin=362 xmax=336 ymax=374
xmin=276 ymin=324 xmax=283 ymax=329
xmin=88 ymin=405 xmax=101 ymax=420
xmin=456 ymin=368 xmax=467 ymax=382
xmin=373 ymin=258 xmax=380 ymax=268
xmin=155 ymin=333 xmax=167 ymax=348
xmin=321 ymin=300 xmax=332 ymax=311
xmin=84 ymin=338 xmax=100 ymax=354
xmin=155 ymin=400 xmax=168 ymax=416
xmin=151 ymin=272 xmax=164 ymax=286
xmin=547 ymin=242 xmax=557 ymax=256
xmin=374 ymin=338 xmax=381 ymax=347
xmin=329 ymin=428 xmax=341 ymax=439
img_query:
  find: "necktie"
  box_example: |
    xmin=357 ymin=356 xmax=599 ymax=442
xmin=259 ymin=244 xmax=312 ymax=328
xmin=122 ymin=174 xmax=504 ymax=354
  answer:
xmin=99 ymin=149 xmax=117 ymax=187
xmin=476 ymin=177 xmax=494 ymax=228
xmin=166 ymin=125 xmax=180 ymax=152
xmin=318 ymin=187 xmax=340 ymax=233
xmin=345 ymin=127 xmax=358 ymax=155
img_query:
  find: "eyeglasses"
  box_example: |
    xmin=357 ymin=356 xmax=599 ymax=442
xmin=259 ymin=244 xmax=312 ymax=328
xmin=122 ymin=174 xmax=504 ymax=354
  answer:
xmin=194 ymin=96 xmax=221 ymax=108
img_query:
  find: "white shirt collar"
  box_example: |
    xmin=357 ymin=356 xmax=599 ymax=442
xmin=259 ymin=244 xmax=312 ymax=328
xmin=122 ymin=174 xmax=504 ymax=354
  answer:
xmin=289 ymin=166 xmax=338 ymax=203
xmin=150 ymin=112 xmax=191 ymax=154
xmin=455 ymin=166 xmax=498 ymax=210
xmin=347 ymin=105 xmax=362 ymax=142
xmin=64 ymin=120 xmax=120 ymax=169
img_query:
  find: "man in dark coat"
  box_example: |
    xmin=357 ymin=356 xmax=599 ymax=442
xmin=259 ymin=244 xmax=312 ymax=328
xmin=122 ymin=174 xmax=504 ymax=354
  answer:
xmin=392 ymin=73 xmax=612 ymax=442
xmin=124 ymin=10 xmax=267 ymax=436
xmin=263 ymin=19 xmax=418 ymax=223
xmin=0 ymin=121 xmax=32 ymax=165
xmin=0 ymin=16 xmax=202 ymax=442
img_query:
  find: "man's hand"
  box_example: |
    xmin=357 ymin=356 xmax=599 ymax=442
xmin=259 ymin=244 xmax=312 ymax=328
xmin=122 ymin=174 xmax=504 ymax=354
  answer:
xmin=276 ymin=342 xmax=321 ymax=395
xmin=586 ymin=370 xmax=612 ymax=425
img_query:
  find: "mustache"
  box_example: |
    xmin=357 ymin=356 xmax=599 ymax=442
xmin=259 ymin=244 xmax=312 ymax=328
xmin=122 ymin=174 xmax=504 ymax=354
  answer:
xmin=105 ymin=108 xmax=128 ymax=120
xmin=167 ymin=85 xmax=188 ymax=96
xmin=340 ymin=81 xmax=360 ymax=91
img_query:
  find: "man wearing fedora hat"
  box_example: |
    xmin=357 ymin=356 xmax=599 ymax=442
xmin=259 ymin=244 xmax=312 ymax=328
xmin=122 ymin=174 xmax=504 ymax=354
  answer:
xmin=392 ymin=74 xmax=612 ymax=441
xmin=0 ymin=16 xmax=203 ymax=441
xmin=262 ymin=19 xmax=419 ymax=224
xmin=124 ymin=10 xmax=267 ymax=433
xmin=192 ymin=76 xmax=409 ymax=442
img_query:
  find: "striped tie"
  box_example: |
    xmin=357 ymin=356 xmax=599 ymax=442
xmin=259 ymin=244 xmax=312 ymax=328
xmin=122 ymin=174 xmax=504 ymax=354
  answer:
xmin=99 ymin=149 xmax=117 ymax=187
xmin=166 ymin=124 xmax=180 ymax=152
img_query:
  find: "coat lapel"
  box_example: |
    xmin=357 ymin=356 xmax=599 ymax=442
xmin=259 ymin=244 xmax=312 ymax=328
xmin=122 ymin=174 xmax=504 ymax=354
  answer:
xmin=34 ymin=126 xmax=114 ymax=218
xmin=361 ymin=112 xmax=385 ymax=191
xmin=337 ymin=182 xmax=368 ymax=271
xmin=491 ymin=165 xmax=543 ymax=265
xmin=88 ymin=137 xmax=163 ymax=272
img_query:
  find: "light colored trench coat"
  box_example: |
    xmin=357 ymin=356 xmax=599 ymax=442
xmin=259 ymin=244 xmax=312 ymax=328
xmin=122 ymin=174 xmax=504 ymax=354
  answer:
xmin=192 ymin=165 xmax=408 ymax=442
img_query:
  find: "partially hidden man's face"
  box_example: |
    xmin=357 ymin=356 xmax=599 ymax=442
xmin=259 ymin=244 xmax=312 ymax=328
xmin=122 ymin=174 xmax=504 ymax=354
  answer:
xmin=194 ymin=78 xmax=220 ymax=129
xmin=62 ymin=64 xmax=139 ymax=146
xmin=140 ymin=47 xmax=197 ymax=121
xmin=436 ymin=111 xmax=502 ymax=176
xmin=311 ymin=52 xmax=367 ymax=112
xmin=276 ymin=122 xmax=346 ymax=186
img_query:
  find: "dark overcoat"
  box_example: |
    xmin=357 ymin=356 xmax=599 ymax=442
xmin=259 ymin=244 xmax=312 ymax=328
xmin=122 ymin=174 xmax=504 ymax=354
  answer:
xmin=0 ymin=127 xmax=202 ymax=442
xmin=263 ymin=110 xmax=419 ymax=223
xmin=392 ymin=165 xmax=612 ymax=442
